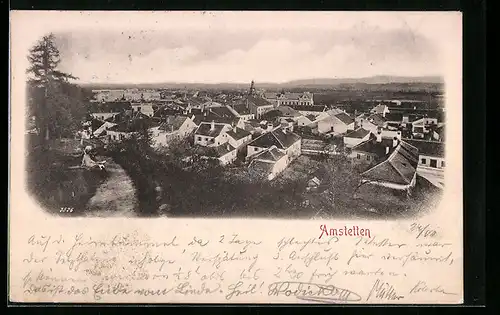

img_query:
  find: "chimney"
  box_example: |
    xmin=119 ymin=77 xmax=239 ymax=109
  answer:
xmin=226 ymin=143 xmax=231 ymax=151
xmin=385 ymin=146 xmax=389 ymax=155
xmin=210 ymin=120 xmax=215 ymax=131
xmin=376 ymin=130 xmax=382 ymax=142
xmin=392 ymin=137 xmax=398 ymax=148
xmin=396 ymin=130 xmax=402 ymax=140
xmin=267 ymin=123 xmax=274 ymax=132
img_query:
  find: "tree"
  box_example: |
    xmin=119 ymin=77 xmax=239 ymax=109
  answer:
xmin=26 ymin=33 xmax=80 ymax=141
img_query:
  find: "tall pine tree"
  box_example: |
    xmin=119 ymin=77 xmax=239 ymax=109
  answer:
xmin=26 ymin=33 xmax=83 ymax=141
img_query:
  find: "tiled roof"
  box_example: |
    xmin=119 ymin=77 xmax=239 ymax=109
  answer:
xmin=226 ymin=127 xmax=251 ymax=140
xmin=282 ymin=92 xmax=302 ymax=100
xmin=361 ymin=140 xmax=419 ymax=185
xmin=345 ymin=127 xmax=371 ymax=139
xmin=232 ymin=103 xmax=252 ymax=115
xmin=276 ymin=106 xmax=301 ymax=117
xmin=351 ymin=134 xmax=396 ymax=158
xmin=291 ymin=105 xmax=326 ymax=112
xmin=159 ymin=115 xmax=188 ymax=132
xmin=213 ymin=143 xmax=236 ymax=157
xmin=253 ymin=146 xmax=285 ymax=162
xmin=306 ymin=114 xmax=318 ymax=122
xmin=249 ymin=128 xmax=301 ymax=150
xmin=334 ymin=112 xmax=354 ymax=125
xmin=248 ymin=96 xmax=273 ymax=107
xmin=264 ymin=92 xmax=279 ymax=100
xmin=207 ymin=106 xmax=235 ymax=118
xmin=364 ymin=114 xmax=387 ymax=126
xmin=371 ymin=104 xmax=387 ymax=113
xmin=192 ymin=114 xmax=237 ymax=126
xmin=195 ymin=122 xmax=228 ymax=137
xmin=326 ymin=108 xmax=344 ymax=116
xmin=403 ymin=139 xmax=445 ymax=157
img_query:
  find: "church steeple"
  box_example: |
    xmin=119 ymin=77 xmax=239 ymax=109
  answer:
xmin=249 ymin=80 xmax=256 ymax=96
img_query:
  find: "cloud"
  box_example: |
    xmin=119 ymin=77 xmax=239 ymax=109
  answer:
xmin=58 ymin=28 xmax=442 ymax=84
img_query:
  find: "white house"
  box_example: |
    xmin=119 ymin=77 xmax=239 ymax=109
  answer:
xmin=225 ymin=127 xmax=252 ymax=149
xmin=349 ymin=131 xmax=402 ymax=167
xmin=93 ymin=121 xmax=117 ymax=137
xmin=343 ymin=127 xmax=372 ymax=148
xmin=246 ymin=128 xmax=301 ymax=160
xmin=131 ymin=103 xmax=155 ymax=117
xmin=194 ymin=121 xmax=232 ymax=147
xmin=411 ymin=117 xmax=439 ymax=138
xmin=317 ymin=112 xmax=355 ymax=135
xmin=355 ymin=113 xmax=388 ymax=134
xmin=404 ymin=139 xmax=445 ymax=188
xmin=227 ymin=103 xmax=255 ymax=121
xmin=370 ymin=104 xmax=390 ymax=117
xmin=246 ymin=96 xmax=275 ymax=119
xmin=151 ymin=115 xmax=197 ymax=147
xmin=248 ymin=146 xmax=289 ymax=180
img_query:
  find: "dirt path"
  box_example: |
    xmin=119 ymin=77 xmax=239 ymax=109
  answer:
xmin=86 ymin=157 xmax=138 ymax=217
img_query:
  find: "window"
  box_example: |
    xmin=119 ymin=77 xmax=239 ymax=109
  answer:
xmin=197 ymin=136 xmax=201 ymax=141
xmin=441 ymin=161 xmax=446 ymax=168
xmin=367 ymin=155 xmax=371 ymax=161
xmin=421 ymin=158 xmax=426 ymax=165
xmin=254 ymin=147 xmax=258 ymax=151
xmin=430 ymin=159 xmax=437 ymax=168
xmin=357 ymin=154 xmax=361 ymax=159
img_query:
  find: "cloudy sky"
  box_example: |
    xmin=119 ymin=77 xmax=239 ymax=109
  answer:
xmin=19 ymin=11 xmax=461 ymax=84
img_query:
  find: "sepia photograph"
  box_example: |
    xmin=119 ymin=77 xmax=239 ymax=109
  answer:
xmin=24 ymin=13 xmax=447 ymax=220
xmin=10 ymin=11 xmax=463 ymax=304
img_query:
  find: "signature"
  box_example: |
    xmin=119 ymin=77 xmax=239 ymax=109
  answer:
xmin=409 ymin=281 xmax=457 ymax=295
xmin=268 ymin=281 xmax=362 ymax=303
xmin=366 ymin=279 xmax=404 ymax=301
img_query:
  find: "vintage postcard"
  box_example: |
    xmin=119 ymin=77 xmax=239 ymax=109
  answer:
xmin=9 ymin=11 xmax=463 ymax=304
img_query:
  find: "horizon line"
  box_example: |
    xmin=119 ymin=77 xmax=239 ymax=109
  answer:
xmin=76 ymin=74 xmax=445 ymax=86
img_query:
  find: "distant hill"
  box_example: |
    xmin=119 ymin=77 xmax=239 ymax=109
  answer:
xmin=284 ymin=76 xmax=444 ymax=86
xmin=80 ymin=75 xmax=444 ymax=90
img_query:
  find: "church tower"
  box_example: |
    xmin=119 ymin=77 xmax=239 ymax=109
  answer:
xmin=249 ymin=80 xmax=256 ymax=96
